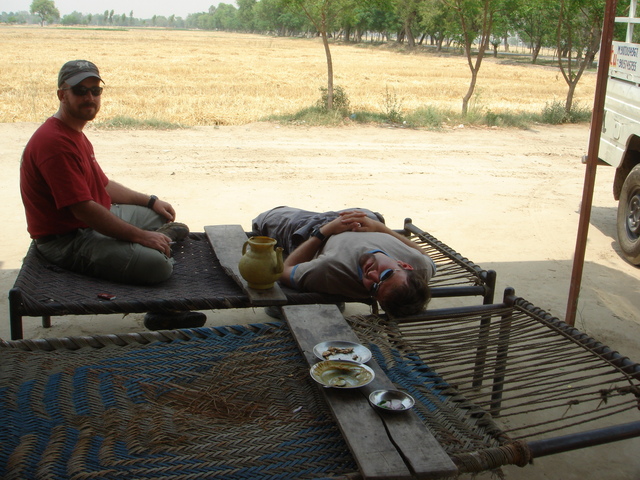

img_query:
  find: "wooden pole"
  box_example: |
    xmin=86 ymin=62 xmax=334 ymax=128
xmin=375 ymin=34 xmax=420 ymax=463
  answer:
xmin=565 ymin=0 xmax=618 ymax=326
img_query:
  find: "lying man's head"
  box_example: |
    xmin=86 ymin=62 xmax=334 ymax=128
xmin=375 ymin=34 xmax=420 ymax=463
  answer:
xmin=359 ymin=252 xmax=431 ymax=317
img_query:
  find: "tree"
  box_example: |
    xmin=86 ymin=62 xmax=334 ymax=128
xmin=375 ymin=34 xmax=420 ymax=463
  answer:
xmin=443 ymin=0 xmax=501 ymax=115
xmin=30 ymin=0 xmax=59 ymax=26
xmin=61 ymin=11 xmax=82 ymax=25
xmin=395 ymin=0 xmax=422 ymax=47
xmin=283 ymin=0 xmax=347 ymax=110
xmin=511 ymin=0 xmax=557 ymax=63
xmin=555 ymin=0 xmax=605 ymax=114
xmin=237 ymin=0 xmax=257 ymax=31
xmin=419 ymin=0 xmax=457 ymax=51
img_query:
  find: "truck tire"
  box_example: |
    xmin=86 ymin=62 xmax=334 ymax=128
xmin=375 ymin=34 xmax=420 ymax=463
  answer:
xmin=617 ymin=164 xmax=640 ymax=265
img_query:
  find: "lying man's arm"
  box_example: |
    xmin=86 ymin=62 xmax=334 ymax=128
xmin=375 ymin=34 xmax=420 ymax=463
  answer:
xmin=279 ymin=214 xmax=364 ymax=287
xmin=338 ymin=211 xmax=427 ymax=254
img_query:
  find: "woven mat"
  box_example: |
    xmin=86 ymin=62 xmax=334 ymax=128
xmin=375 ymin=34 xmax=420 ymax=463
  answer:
xmin=12 ymin=233 xmax=348 ymax=318
xmin=0 ymin=319 xmax=512 ymax=479
xmin=1 ymin=324 xmax=357 ymax=479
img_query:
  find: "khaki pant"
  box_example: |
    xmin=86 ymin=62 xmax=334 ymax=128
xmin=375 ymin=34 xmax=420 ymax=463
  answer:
xmin=37 ymin=204 xmax=173 ymax=285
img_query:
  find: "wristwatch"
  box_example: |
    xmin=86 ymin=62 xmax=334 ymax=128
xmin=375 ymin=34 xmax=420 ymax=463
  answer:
xmin=147 ymin=195 xmax=158 ymax=209
xmin=310 ymin=225 xmax=327 ymax=242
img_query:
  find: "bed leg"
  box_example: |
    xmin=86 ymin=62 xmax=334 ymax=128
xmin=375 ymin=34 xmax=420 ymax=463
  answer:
xmin=489 ymin=307 xmax=513 ymax=416
xmin=472 ymin=314 xmax=492 ymax=388
xmin=42 ymin=316 xmax=51 ymax=328
xmin=483 ymin=270 xmax=497 ymax=305
xmin=9 ymin=288 xmax=24 ymax=340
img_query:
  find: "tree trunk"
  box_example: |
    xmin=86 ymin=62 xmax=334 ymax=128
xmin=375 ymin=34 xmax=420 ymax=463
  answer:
xmin=405 ymin=26 xmax=415 ymax=47
xmin=565 ymin=81 xmax=576 ymax=114
xmin=462 ymin=69 xmax=478 ymax=115
xmin=321 ymin=28 xmax=334 ymax=110
xmin=532 ymin=43 xmax=541 ymax=63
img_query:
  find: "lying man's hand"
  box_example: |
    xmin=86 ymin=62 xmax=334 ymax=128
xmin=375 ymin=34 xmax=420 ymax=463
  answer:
xmin=338 ymin=211 xmax=382 ymax=232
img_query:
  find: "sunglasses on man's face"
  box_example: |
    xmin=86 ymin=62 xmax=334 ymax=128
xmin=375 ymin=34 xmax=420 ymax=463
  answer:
xmin=63 ymin=85 xmax=103 ymax=97
xmin=370 ymin=268 xmax=397 ymax=298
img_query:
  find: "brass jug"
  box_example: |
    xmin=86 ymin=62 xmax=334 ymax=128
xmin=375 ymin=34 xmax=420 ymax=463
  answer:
xmin=238 ymin=236 xmax=284 ymax=289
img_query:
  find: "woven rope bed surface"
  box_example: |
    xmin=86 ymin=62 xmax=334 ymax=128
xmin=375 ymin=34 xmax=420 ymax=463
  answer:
xmin=0 ymin=313 xmax=527 ymax=480
xmin=5 ymin=295 xmax=636 ymax=479
xmin=10 ymin=223 xmax=494 ymax=323
xmin=10 ymin=233 xmax=347 ymax=318
xmin=351 ymin=297 xmax=640 ymax=468
xmin=1 ymin=323 xmax=357 ymax=480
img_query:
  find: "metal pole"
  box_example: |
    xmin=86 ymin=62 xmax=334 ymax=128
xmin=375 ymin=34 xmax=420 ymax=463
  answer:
xmin=528 ymin=421 xmax=640 ymax=458
xmin=565 ymin=0 xmax=618 ymax=326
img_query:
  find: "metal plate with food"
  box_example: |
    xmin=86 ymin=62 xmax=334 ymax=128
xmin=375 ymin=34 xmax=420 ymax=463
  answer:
xmin=369 ymin=390 xmax=415 ymax=412
xmin=313 ymin=340 xmax=372 ymax=363
xmin=309 ymin=360 xmax=375 ymax=388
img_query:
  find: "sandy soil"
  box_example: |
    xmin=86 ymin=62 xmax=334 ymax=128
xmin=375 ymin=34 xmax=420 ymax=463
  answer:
xmin=1 ymin=121 xmax=639 ymax=479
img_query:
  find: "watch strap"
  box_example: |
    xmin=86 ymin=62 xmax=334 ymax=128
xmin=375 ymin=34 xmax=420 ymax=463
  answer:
xmin=311 ymin=225 xmax=326 ymax=242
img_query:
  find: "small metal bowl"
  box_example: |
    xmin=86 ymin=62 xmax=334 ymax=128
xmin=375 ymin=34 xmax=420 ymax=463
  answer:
xmin=369 ymin=390 xmax=415 ymax=412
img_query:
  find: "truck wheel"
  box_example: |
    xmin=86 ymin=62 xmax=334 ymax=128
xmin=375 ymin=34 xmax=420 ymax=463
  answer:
xmin=617 ymin=164 xmax=640 ymax=265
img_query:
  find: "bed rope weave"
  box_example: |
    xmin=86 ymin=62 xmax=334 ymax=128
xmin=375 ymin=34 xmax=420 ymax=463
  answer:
xmin=3 ymin=295 xmax=639 ymax=478
xmin=10 ymin=222 xmax=496 ymax=339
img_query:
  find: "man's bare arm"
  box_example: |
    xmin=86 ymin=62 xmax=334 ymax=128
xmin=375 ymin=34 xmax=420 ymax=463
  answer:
xmin=105 ymin=180 xmax=176 ymax=222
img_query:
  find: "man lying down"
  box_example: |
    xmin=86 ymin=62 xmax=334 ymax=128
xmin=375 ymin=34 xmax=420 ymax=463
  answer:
xmin=251 ymin=206 xmax=436 ymax=317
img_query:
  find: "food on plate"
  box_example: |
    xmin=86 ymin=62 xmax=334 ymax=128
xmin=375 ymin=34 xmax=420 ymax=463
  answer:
xmin=322 ymin=346 xmax=358 ymax=361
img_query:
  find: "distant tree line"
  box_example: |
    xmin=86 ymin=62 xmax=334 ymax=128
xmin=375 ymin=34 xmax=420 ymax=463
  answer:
xmin=8 ymin=0 xmax=629 ymax=115
xmin=5 ymin=0 xmax=624 ymax=64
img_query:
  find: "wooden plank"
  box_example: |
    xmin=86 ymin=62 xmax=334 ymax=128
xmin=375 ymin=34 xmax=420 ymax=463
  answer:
xmin=204 ymin=225 xmax=287 ymax=306
xmin=283 ymin=304 xmax=458 ymax=480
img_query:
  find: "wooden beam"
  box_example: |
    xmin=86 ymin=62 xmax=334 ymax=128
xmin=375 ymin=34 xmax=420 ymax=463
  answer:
xmin=284 ymin=304 xmax=458 ymax=479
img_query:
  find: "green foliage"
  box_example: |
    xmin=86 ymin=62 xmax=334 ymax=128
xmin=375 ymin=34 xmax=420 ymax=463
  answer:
xmin=263 ymin=105 xmax=350 ymax=126
xmin=91 ymin=102 xmax=592 ymax=131
xmin=94 ymin=116 xmax=186 ymax=130
xmin=381 ymin=86 xmax=403 ymax=124
xmin=404 ymin=106 xmax=447 ymax=129
xmin=317 ymin=85 xmax=351 ymax=112
xmin=483 ymin=110 xmax=538 ymax=128
xmin=61 ymin=11 xmax=83 ymax=25
xmin=30 ymin=0 xmax=59 ymax=25
xmin=541 ymin=100 xmax=591 ymax=124
xmin=541 ymin=100 xmax=570 ymax=124
xmin=270 ymin=99 xmax=591 ymax=130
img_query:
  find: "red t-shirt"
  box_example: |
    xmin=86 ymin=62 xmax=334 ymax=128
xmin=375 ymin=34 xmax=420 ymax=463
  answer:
xmin=20 ymin=117 xmax=111 ymax=238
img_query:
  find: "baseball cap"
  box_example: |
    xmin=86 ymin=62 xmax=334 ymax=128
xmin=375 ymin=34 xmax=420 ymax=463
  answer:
xmin=58 ymin=60 xmax=104 ymax=88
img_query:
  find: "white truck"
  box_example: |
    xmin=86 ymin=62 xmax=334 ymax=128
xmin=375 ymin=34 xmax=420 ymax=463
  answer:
xmin=598 ymin=0 xmax=640 ymax=264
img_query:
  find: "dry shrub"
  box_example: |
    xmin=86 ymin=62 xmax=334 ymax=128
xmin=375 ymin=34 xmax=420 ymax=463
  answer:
xmin=0 ymin=26 xmax=596 ymax=126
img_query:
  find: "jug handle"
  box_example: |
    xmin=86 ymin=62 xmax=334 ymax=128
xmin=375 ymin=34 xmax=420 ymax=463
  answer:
xmin=242 ymin=240 xmax=250 ymax=255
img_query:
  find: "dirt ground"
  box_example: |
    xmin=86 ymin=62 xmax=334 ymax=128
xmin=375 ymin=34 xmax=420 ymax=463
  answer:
xmin=1 ymin=121 xmax=639 ymax=479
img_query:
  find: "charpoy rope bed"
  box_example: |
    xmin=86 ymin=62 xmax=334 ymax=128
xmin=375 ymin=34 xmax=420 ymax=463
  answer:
xmin=8 ymin=221 xmax=496 ymax=340
xmin=1 ymin=291 xmax=639 ymax=479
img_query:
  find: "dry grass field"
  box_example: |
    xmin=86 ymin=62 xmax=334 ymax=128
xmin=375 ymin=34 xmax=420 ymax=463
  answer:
xmin=0 ymin=25 xmax=597 ymax=125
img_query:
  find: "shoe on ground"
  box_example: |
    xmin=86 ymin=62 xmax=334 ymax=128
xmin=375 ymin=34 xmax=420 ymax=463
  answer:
xmin=144 ymin=311 xmax=206 ymax=330
xmin=264 ymin=305 xmax=283 ymax=320
xmin=264 ymin=303 xmax=345 ymax=320
xmin=156 ymin=222 xmax=190 ymax=242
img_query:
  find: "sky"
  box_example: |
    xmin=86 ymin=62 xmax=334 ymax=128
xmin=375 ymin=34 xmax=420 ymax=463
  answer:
xmin=2 ymin=0 xmax=228 ymax=19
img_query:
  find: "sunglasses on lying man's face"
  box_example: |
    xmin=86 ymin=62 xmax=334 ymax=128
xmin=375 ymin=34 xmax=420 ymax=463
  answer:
xmin=62 ymin=85 xmax=103 ymax=97
xmin=370 ymin=268 xmax=398 ymax=298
